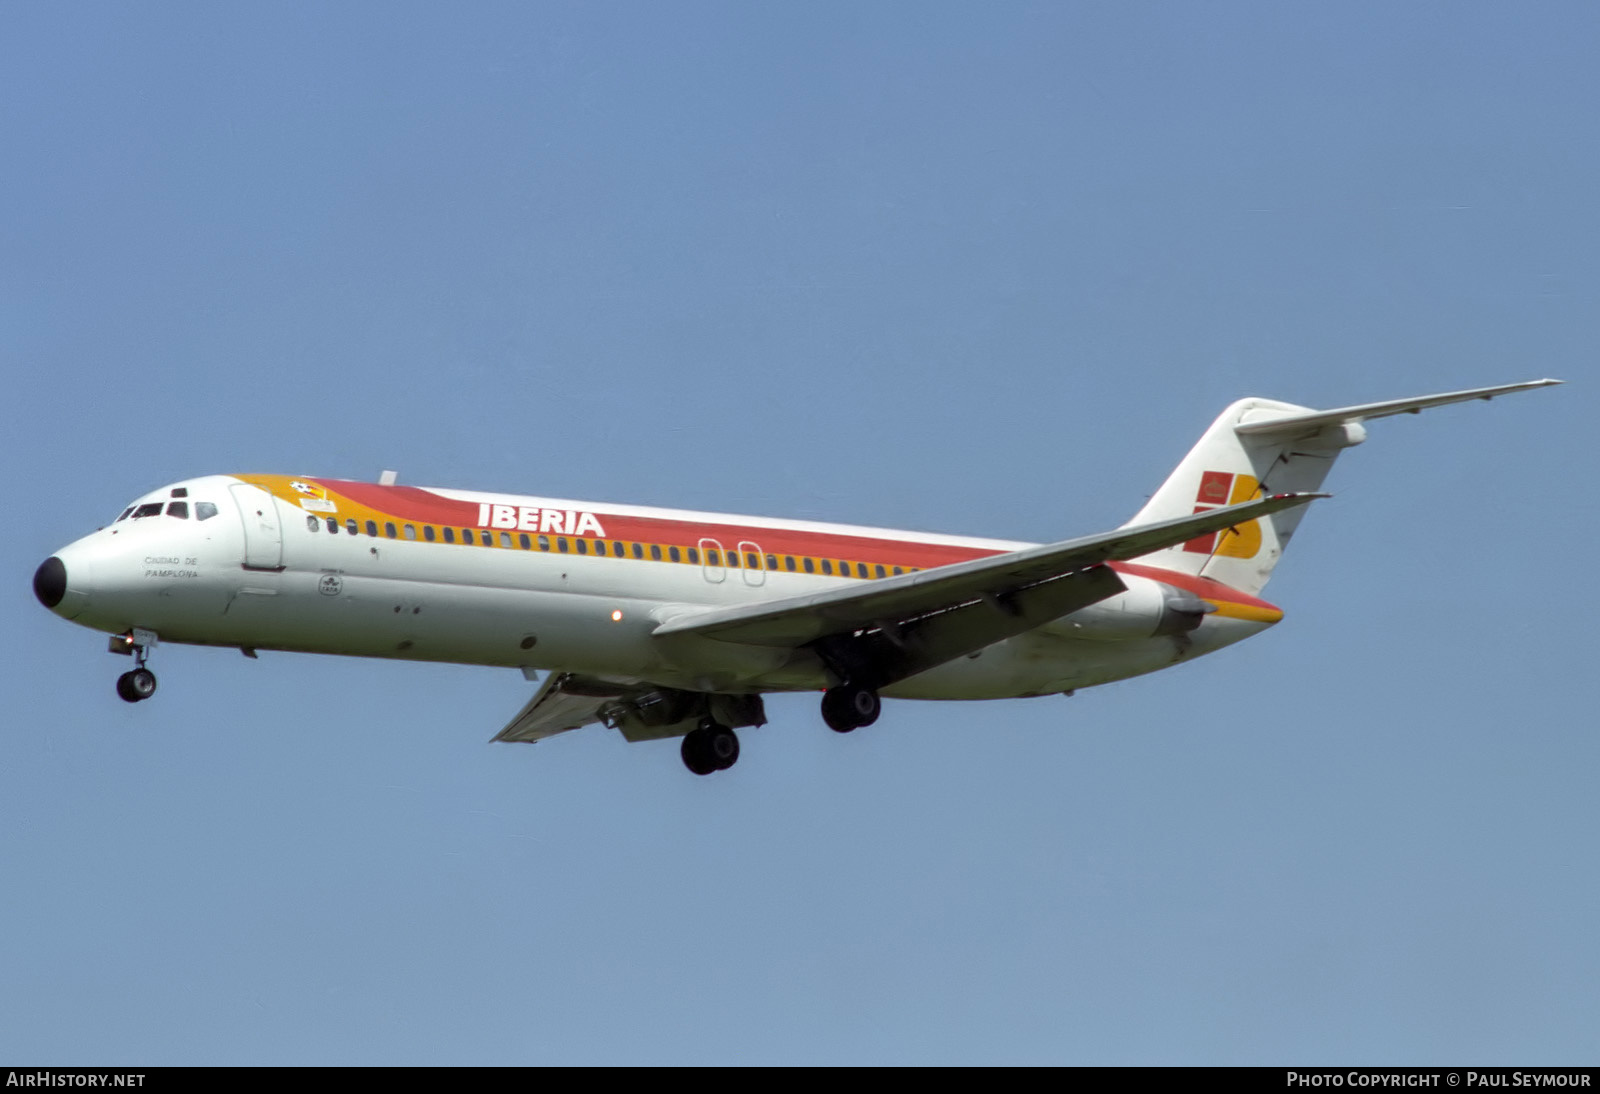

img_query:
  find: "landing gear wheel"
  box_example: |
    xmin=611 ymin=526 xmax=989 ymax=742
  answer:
xmin=681 ymin=722 xmax=740 ymax=775
xmin=681 ymin=729 xmax=716 ymax=776
xmin=116 ymin=668 xmax=157 ymax=703
xmin=705 ymin=723 xmax=740 ymax=770
xmin=821 ymin=684 xmax=880 ymax=733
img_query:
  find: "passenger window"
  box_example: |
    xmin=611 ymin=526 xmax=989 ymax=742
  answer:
xmin=669 ymin=546 xmax=681 ymax=562
xmin=821 ymin=559 xmax=832 ymax=575
xmin=803 ymin=558 xmax=815 ymax=573
xmin=326 ymin=518 xmax=339 ymax=534
xmin=306 ymin=515 xmax=319 ymax=532
xmin=687 ymin=547 xmax=699 ymax=564
xmin=538 ymin=535 xmax=550 ymax=551
xmin=575 ymin=538 xmax=588 ymax=555
xmin=134 ymin=503 xmax=163 ymax=518
xmin=167 ymin=502 xmax=189 ymax=519
xmin=366 ymin=520 xmax=378 ymax=537
xmin=875 ymin=565 xmax=886 ymax=578
xmin=766 ymin=554 xmax=777 ymax=570
xmin=402 ymin=525 xmax=415 ymax=540
xmin=384 ymin=522 xmax=397 ymax=538
xmin=443 ymin=527 xmax=455 ymax=543
xmin=424 ymin=526 xmax=436 ymax=542
xmin=519 ymin=533 xmax=530 ymax=550
xmin=500 ymin=532 xmax=512 ymax=548
xmin=462 ymin=529 xmax=475 ymax=545
xmin=197 ymin=502 xmax=219 ymax=522
xmin=893 ymin=566 xmax=903 ymax=576
xmin=346 ymin=518 xmax=358 ymax=535
xmin=748 ymin=553 xmax=761 ymax=569
xmin=632 ymin=543 xmax=644 ymax=559
xmin=857 ymin=563 xmax=869 ymax=579
xmin=706 ymin=550 xmax=719 ymax=566
xmin=785 ymin=556 xmax=796 ymax=572
xmin=650 ymin=545 xmax=662 ymax=561
xmin=726 ymin=552 xmax=739 ymax=568
xmin=557 ymin=538 xmax=568 ymax=553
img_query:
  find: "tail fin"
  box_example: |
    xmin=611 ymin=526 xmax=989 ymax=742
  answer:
xmin=1125 ymin=380 xmax=1561 ymax=596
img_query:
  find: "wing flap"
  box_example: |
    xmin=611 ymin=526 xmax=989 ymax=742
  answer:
xmin=653 ymin=492 xmax=1321 ymax=648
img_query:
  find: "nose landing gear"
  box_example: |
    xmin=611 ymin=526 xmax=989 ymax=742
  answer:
xmin=116 ymin=667 xmax=157 ymax=703
xmin=111 ymin=629 xmax=159 ymax=704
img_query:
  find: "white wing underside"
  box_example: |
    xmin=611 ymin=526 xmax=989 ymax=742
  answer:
xmin=493 ymin=672 xmax=628 ymax=744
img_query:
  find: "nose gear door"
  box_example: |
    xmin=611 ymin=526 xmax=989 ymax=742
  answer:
xmin=230 ymin=483 xmax=284 ymax=571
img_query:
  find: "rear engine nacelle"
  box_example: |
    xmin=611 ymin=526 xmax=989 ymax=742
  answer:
xmin=1047 ymin=576 xmax=1213 ymax=641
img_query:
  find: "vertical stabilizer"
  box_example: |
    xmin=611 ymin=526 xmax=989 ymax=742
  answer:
xmin=1124 ymin=379 xmax=1560 ymax=596
xmin=1125 ymin=398 xmax=1355 ymax=595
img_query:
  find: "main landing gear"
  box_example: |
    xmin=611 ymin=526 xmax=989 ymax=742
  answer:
xmin=681 ymin=720 xmax=740 ymax=776
xmin=821 ymin=683 xmax=880 ymax=733
xmin=112 ymin=630 xmax=158 ymax=704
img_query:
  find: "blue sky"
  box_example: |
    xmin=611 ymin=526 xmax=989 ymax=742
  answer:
xmin=3 ymin=2 xmax=1594 ymax=1064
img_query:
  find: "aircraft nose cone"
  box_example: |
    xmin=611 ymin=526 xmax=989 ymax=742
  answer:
xmin=34 ymin=556 xmax=68 ymax=610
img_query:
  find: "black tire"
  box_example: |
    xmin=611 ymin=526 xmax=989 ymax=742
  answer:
xmin=680 ymin=729 xmax=717 ymax=776
xmin=115 ymin=672 xmax=141 ymax=703
xmin=705 ymin=724 xmax=740 ymax=770
xmin=821 ymin=684 xmax=879 ymax=733
xmin=850 ymin=686 xmax=880 ymax=727
xmin=128 ymin=668 xmax=157 ymax=701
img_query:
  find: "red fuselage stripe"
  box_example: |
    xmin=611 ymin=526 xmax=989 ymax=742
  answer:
xmin=313 ymin=478 xmax=1282 ymax=612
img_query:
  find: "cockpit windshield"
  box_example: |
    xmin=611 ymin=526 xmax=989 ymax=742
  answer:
xmin=116 ymin=495 xmax=218 ymax=522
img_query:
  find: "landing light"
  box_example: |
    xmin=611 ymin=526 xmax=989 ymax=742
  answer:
xmin=611 ymin=609 xmax=623 ymax=622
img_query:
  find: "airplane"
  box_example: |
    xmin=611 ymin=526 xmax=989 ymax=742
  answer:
xmin=33 ymin=379 xmax=1558 ymax=775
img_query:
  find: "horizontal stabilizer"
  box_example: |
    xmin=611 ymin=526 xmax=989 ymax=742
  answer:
xmin=1235 ymin=379 xmax=1562 ymax=441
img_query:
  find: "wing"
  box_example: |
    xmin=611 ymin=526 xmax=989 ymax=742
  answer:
xmin=492 ymin=672 xmax=626 ymax=744
xmin=653 ymin=492 xmax=1321 ymax=650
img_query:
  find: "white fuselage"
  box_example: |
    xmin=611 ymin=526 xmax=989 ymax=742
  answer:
xmin=41 ymin=474 xmax=1279 ymax=701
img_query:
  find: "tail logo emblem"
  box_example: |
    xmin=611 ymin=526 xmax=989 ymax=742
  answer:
xmin=1184 ymin=471 xmax=1263 ymax=558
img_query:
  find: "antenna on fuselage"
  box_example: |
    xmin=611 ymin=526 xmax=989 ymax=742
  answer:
xmin=378 ymin=470 xmax=398 ymax=486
